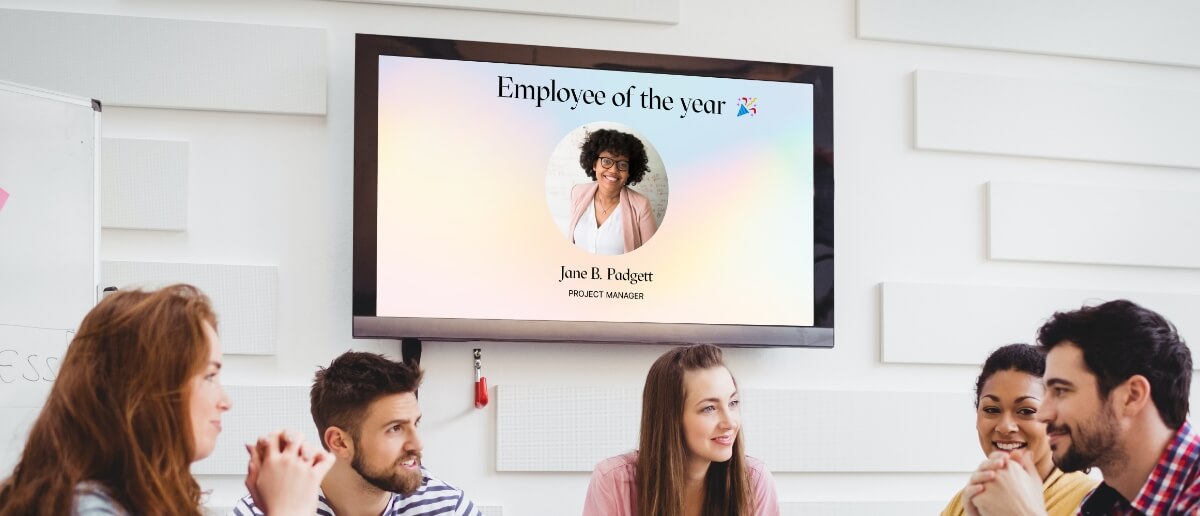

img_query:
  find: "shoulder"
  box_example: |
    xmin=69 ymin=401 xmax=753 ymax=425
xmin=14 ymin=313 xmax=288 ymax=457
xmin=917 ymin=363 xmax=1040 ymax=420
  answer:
xmin=744 ymin=455 xmax=773 ymax=481
xmin=71 ymin=482 xmax=129 ymax=516
xmin=592 ymin=450 xmax=639 ymax=479
xmin=940 ymin=488 xmax=965 ymax=516
xmin=1054 ymin=470 xmax=1100 ymax=490
xmin=571 ymin=182 xmax=594 ymax=202
xmin=744 ymin=456 xmax=777 ymax=496
xmin=742 ymin=456 xmax=780 ymax=515
xmin=1043 ymin=470 xmax=1099 ymax=514
xmin=584 ymin=452 xmax=638 ymax=514
xmin=414 ymin=468 xmax=467 ymax=494
xmin=398 ymin=468 xmax=480 ymax=516
xmin=233 ymin=493 xmax=267 ymax=516
xmin=623 ymin=187 xmax=651 ymax=207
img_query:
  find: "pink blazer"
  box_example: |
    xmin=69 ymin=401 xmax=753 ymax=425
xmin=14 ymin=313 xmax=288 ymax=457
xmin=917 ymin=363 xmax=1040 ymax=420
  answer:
xmin=569 ymin=183 xmax=658 ymax=253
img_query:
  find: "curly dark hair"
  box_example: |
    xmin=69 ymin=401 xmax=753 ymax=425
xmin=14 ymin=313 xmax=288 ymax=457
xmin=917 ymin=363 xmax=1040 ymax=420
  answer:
xmin=310 ymin=351 xmax=424 ymax=448
xmin=974 ymin=343 xmax=1045 ymax=406
xmin=578 ymin=128 xmax=650 ymax=186
xmin=1038 ymin=299 xmax=1191 ymax=430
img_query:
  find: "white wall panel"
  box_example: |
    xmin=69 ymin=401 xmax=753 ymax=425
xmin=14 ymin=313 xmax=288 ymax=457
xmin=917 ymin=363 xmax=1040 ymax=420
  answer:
xmin=989 ymin=181 xmax=1200 ymax=269
xmin=496 ymin=385 xmax=639 ymax=472
xmin=323 ymin=0 xmax=678 ymax=24
xmin=915 ymin=70 xmax=1200 ymax=169
xmin=192 ymin=386 xmax=317 ymax=475
xmin=478 ymin=507 xmax=502 ymax=516
xmin=101 ymin=138 xmax=188 ymax=231
xmin=881 ymin=282 xmax=1200 ymax=367
xmin=0 ymin=8 xmax=326 ymax=115
xmin=744 ymin=390 xmax=976 ymax=472
xmin=497 ymin=385 xmax=977 ymax=472
xmin=781 ymin=501 xmax=945 ymax=516
xmin=101 ymin=261 xmax=278 ymax=355
xmin=859 ymin=0 xmax=1200 ymax=68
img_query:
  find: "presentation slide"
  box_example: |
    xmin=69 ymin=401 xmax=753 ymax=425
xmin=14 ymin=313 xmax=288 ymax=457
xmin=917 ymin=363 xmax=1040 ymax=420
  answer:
xmin=375 ymin=55 xmax=814 ymax=327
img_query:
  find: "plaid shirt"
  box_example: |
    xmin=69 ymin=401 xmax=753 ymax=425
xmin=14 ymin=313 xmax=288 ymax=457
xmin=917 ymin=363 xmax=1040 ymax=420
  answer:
xmin=1079 ymin=420 xmax=1200 ymax=515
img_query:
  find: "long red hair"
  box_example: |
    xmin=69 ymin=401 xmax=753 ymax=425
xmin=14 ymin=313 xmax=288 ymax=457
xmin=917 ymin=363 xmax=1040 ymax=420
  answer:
xmin=637 ymin=344 xmax=751 ymax=516
xmin=0 ymin=284 xmax=215 ymax=514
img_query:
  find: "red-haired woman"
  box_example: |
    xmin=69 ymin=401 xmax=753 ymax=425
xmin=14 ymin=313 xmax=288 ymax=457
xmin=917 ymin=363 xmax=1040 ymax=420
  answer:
xmin=583 ymin=344 xmax=779 ymax=516
xmin=0 ymin=285 xmax=332 ymax=514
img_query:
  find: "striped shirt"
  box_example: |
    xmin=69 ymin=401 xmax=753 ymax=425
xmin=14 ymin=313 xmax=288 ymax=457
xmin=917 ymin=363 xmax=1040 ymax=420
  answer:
xmin=1078 ymin=420 xmax=1200 ymax=515
xmin=231 ymin=468 xmax=481 ymax=516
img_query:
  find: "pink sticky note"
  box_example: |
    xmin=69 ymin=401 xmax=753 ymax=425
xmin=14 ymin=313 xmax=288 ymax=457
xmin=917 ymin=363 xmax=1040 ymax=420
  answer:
xmin=0 ymin=187 xmax=8 ymax=212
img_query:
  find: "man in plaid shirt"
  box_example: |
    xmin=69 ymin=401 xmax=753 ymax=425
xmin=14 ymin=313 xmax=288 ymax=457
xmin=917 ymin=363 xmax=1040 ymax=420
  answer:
xmin=962 ymin=299 xmax=1198 ymax=516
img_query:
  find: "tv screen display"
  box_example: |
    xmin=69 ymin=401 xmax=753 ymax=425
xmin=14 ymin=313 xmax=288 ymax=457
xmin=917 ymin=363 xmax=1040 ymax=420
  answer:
xmin=353 ymin=34 xmax=833 ymax=347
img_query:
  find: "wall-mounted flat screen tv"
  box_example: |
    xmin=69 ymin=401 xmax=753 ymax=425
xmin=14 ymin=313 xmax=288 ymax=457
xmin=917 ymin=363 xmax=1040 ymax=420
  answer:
xmin=353 ymin=34 xmax=833 ymax=347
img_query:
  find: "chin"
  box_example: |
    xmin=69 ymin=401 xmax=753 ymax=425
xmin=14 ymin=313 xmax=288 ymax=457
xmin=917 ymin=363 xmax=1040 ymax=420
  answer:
xmin=193 ymin=446 xmax=215 ymax=462
xmin=709 ymin=452 xmax=734 ymax=463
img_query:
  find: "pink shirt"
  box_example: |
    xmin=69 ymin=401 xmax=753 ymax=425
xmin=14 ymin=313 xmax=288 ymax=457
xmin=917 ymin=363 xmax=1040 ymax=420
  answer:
xmin=582 ymin=451 xmax=781 ymax=516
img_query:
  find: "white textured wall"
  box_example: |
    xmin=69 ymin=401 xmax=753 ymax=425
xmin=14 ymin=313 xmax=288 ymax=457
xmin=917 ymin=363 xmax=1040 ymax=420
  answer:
xmin=3 ymin=0 xmax=1200 ymax=514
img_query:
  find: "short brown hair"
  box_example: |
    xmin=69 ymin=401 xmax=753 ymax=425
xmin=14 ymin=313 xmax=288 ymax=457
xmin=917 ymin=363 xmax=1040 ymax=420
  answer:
xmin=310 ymin=351 xmax=424 ymax=447
xmin=1038 ymin=299 xmax=1191 ymax=429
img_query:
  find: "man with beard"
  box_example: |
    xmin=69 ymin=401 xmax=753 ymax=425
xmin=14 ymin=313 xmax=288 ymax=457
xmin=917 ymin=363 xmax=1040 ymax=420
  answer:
xmin=962 ymin=299 xmax=1199 ymax=515
xmin=233 ymin=351 xmax=482 ymax=515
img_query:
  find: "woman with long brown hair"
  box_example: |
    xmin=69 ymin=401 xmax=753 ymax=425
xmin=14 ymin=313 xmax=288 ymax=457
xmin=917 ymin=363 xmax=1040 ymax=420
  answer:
xmin=582 ymin=344 xmax=779 ymax=516
xmin=0 ymin=284 xmax=332 ymax=514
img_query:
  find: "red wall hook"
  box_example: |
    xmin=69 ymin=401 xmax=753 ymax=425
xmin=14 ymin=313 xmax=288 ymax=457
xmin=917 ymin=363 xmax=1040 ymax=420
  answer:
xmin=474 ymin=348 xmax=489 ymax=409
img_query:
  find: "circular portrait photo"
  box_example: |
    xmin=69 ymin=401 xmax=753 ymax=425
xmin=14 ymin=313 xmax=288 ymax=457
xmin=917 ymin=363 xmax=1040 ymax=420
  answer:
xmin=545 ymin=122 xmax=668 ymax=256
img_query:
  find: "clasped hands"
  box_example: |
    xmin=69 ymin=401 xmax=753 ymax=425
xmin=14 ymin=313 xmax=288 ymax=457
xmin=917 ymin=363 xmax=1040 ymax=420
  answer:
xmin=962 ymin=450 xmax=1048 ymax=516
xmin=243 ymin=430 xmax=336 ymax=515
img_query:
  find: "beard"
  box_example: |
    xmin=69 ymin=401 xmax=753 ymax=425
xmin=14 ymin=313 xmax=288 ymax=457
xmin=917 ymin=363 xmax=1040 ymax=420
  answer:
xmin=1048 ymin=403 xmax=1123 ymax=473
xmin=350 ymin=448 xmax=424 ymax=495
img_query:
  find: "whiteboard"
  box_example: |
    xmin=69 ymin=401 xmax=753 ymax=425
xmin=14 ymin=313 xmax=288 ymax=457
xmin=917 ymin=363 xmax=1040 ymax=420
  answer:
xmin=0 ymin=79 xmax=100 ymax=476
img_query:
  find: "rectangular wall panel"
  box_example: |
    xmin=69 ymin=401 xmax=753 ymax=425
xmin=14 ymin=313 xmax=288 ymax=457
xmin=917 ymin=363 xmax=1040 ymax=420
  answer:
xmin=497 ymin=385 xmax=977 ymax=472
xmin=101 ymin=138 xmax=188 ymax=231
xmin=0 ymin=9 xmax=327 ymax=115
xmin=881 ymin=282 xmax=1200 ymax=367
xmin=859 ymin=0 xmax=1200 ymax=68
xmin=497 ymin=385 xmax=639 ymax=472
xmin=191 ymin=386 xmax=318 ymax=475
xmin=744 ymin=390 xmax=975 ymax=472
xmin=989 ymin=181 xmax=1200 ymax=269
xmin=101 ymin=261 xmax=278 ymax=355
xmin=915 ymin=70 xmax=1200 ymax=169
xmin=324 ymin=0 xmax=678 ymax=24
xmin=781 ymin=501 xmax=945 ymax=516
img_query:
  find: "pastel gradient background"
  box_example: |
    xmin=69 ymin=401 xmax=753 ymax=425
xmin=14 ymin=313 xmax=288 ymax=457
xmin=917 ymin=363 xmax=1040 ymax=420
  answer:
xmin=376 ymin=55 xmax=814 ymax=326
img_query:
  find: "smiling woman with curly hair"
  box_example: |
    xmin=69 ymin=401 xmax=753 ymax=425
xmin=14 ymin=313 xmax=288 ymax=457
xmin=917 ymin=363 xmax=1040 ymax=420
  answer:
xmin=568 ymin=128 xmax=658 ymax=255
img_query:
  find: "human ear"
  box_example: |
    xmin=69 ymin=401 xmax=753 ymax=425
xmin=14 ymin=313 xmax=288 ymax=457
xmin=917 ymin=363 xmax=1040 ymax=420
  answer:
xmin=325 ymin=427 xmax=352 ymax=457
xmin=1119 ymin=375 xmax=1152 ymax=417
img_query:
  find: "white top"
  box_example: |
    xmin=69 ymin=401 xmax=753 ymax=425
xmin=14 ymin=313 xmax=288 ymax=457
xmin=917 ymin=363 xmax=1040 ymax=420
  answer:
xmin=573 ymin=200 xmax=625 ymax=255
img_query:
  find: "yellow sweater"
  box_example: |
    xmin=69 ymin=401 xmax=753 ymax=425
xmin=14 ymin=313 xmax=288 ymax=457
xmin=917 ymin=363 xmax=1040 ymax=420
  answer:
xmin=941 ymin=468 xmax=1099 ymax=516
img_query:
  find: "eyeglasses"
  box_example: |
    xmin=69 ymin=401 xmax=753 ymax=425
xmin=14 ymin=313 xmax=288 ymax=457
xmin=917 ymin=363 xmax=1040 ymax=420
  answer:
xmin=597 ymin=156 xmax=630 ymax=172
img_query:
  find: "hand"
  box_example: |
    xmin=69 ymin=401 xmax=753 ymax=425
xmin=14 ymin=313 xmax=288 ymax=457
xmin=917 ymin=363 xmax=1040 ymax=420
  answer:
xmin=249 ymin=430 xmax=336 ymax=515
xmin=962 ymin=454 xmax=1008 ymax=516
xmin=244 ymin=436 xmax=268 ymax=514
xmin=970 ymin=450 xmax=1047 ymax=516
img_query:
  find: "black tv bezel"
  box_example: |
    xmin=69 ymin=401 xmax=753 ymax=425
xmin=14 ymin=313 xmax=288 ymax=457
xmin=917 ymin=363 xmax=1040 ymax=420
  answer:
xmin=353 ymin=34 xmax=834 ymax=347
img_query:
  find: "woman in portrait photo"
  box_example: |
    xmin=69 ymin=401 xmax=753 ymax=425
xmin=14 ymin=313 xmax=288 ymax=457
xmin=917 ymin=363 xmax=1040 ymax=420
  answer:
xmin=582 ymin=344 xmax=779 ymax=516
xmin=0 ymin=284 xmax=332 ymax=515
xmin=941 ymin=343 xmax=1098 ymax=516
xmin=569 ymin=128 xmax=658 ymax=255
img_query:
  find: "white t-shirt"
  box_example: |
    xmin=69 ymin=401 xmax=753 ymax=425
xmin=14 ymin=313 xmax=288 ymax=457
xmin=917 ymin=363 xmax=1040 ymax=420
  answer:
xmin=573 ymin=200 xmax=625 ymax=255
